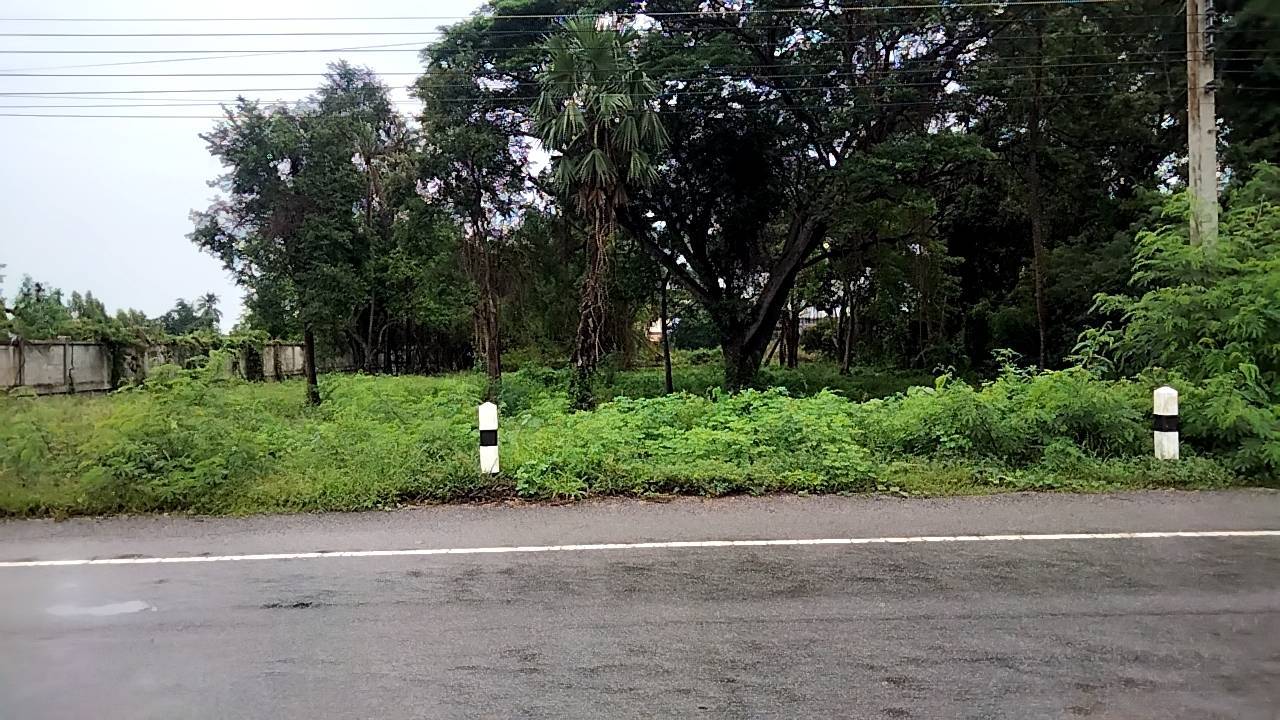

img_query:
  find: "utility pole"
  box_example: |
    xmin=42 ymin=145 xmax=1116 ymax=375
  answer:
xmin=1186 ymin=0 xmax=1218 ymax=247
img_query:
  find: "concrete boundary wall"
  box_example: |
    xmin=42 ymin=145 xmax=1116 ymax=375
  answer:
xmin=1 ymin=339 xmax=356 ymax=396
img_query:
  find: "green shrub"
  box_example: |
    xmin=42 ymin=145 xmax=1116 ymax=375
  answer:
xmin=1092 ymin=164 xmax=1280 ymax=474
xmin=0 ymin=360 xmax=1254 ymax=519
xmin=852 ymin=366 xmax=1147 ymax=462
xmin=669 ymin=347 xmax=721 ymax=366
xmin=508 ymin=389 xmax=878 ymax=499
xmin=800 ymin=317 xmax=839 ymax=359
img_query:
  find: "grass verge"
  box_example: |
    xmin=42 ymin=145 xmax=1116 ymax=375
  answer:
xmin=0 ymin=363 xmax=1263 ymax=518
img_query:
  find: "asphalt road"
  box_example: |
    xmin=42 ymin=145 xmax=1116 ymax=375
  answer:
xmin=1 ymin=491 xmax=1278 ymax=719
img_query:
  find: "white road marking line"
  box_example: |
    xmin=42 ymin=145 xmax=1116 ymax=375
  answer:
xmin=2 ymin=530 xmax=1278 ymax=569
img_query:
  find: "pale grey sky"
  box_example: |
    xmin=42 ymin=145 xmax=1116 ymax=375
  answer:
xmin=0 ymin=0 xmax=485 ymax=330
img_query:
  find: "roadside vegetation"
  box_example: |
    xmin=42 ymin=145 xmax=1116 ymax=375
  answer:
xmin=0 ymin=357 xmax=1255 ymax=518
xmin=3 ymin=163 xmax=1278 ymax=519
xmin=2 ymin=4 xmax=1277 ymax=517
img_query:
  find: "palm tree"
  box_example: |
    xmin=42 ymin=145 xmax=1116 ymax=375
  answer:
xmin=533 ymin=13 xmax=668 ymax=410
xmin=195 ymin=292 xmax=222 ymax=330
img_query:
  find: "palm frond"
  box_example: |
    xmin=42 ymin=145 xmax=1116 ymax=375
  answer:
xmin=640 ymin=109 xmax=669 ymax=150
xmin=581 ymin=148 xmax=617 ymax=186
xmin=615 ymin=115 xmax=639 ymax=152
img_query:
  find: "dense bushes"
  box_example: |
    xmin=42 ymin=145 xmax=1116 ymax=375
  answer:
xmin=0 ymin=360 xmax=1250 ymax=517
xmin=498 ymin=361 xmax=931 ymax=412
xmin=852 ymin=366 xmax=1148 ymax=462
xmin=1090 ymin=165 xmax=1280 ymax=473
xmin=508 ymin=390 xmax=878 ymax=498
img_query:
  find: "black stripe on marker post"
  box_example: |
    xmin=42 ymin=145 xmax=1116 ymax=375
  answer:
xmin=480 ymin=429 xmax=498 ymax=446
xmin=1153 ymin=414 xmax=1179 ymax=433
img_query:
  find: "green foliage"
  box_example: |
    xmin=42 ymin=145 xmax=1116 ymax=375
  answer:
xmin=670 ymin=347 xmax=720 ymax=366
xmin=668 ymin=304 xmax=721 ymax=350
xmin=496 ymin=361 xmax=930 ymax=413
xmin=851 ymin=366 xmax=1148 ymax=463
xmin=9 ymin=276 xmax=72 ymax=338
xmin=1217 ymin=0 xmax=1280 ymax=177
xmin=192 ymin=62 xmax=471 ymax=381
xmin=509 ymin=389 xmax=877 ymax=499
xmin=0 ymin=363 xmax=1255 ymax=518
xmin=1094 ymin=166 xmax=1280 ymax=472
xmin=2 ymin=275 xmax=166 ymax=345
xmin=533 ymin=13 xmax=668 ymax=408
xmin=533 ymin=15 xmax=667 ymax=206
xmin=0 ymin=370 xmax=491 ymax=516
xmin=160 ymin=294 xmax=221 ymax=335
xmin=800 ymin=317 xmax=839 ymax=359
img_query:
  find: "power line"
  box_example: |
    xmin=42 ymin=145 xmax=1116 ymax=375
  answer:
xmin=0 ymin=87 xmax=1228 ymax=119
xmin=0 ymin=1 xmax=1132 ymax=23
xmin=5 ymin=35 xmax=1257 ymax=57
xmin=0 ymin=31 xmax=481 ymax=38
xmin=0 ymin=41 xmax=428 ymax=73
xmin=2 ymin=62 xmax=1262 ymax=103
xmin=0 ymin=72 xmax=428 ymax=78
xmin=7 ymin=28 xmax=1263 ymax=77
xmin=3 ymin=42 xmax=1270 ymax=81
xmin=0 ymin=31 xmax=1228 ymax=55
xmin=0 ymin=51 xmax=1241 ymax=87
xmin=3 ymin=33 xmax=1257 ymax=74
xmin=0 ymin=113 xmax=237 ymax=118
xmin=0 ymin=72 xmax=1192 ymax=109
xmin=0 ymin=14 xmax=1199 ymax=72
xmin=0 ymin=87 xmax=352 ymax=96
xmin=0 ymin=59 xmax=1194 ymax=80
xmin=4 ymin=53 xmax=1264 ymax=97
xmin=2 ymin=25 xmax=1227 ymax=39
xmin=0 ymin=101 xmax=427 ymax=109
xmin=0 ymin=47 xmax=438 ymax=55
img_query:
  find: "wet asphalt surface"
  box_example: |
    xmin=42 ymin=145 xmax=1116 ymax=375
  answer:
xmin=1 ymin=491 xmax=1278 ymax=719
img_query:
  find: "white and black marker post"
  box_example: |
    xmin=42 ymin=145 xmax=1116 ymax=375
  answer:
xmin=479 ymin=401 xmax=500 ymax=474
xmin=1154 ymin=386 xmax=1179 ymax=460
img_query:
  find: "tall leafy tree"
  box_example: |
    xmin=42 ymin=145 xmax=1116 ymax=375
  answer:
xmin=1218 ymin=0 xmax=1280 ymax=179
xmin=412 ymin=0 xmax=1271 ymax=384
xmin=617 ymin=1 xmax=998 ymax=387
xmin=9 ymin=277 xmax=71 ymax=339
xmin=956 ymin=0 xmax=1180 ymax=368
xmin=533 ymin=13 xmax=668 ymax=408
xmin=320 ymin=63 xmax=420 ymax=372
xmin=416 ymin=57 xmax=531 ymax=400
xmin=191 ymin=65 xmax=375 ymax=404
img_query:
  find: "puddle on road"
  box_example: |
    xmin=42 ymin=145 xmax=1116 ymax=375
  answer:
xmin=46 ymin=600 xmax=156 ymax=617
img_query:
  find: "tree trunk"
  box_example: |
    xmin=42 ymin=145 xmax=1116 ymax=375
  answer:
xmin=1028 ymin=168 xmax=1049 ymax=369
xmin=773 ymin=321 xmax=783 ymax=366
xmin=480 ymin=247 xmax=501 ymax=403
xmin=782 ymin=305 xmax=800 ymax=369
xmin=840 ymin=281 xmax=855 ymax=375
xmin=835 ymin=299 xmax=847 ymax=365
xmin=364 ymin=297 xmax=376 ymax=373
xmin=1027 ymin=30 xmax=1050 ymax=369
xmin=787 ymin=321 xmax=799 ymax=369
xmin=659 ymin=273 xmax=673 ymax=395
xmin=303 ymin=324 xmax=321 ymax=406
xmin=633 ymin=212 xmax=827 ymax=392
xmin=272 ymin=341 xmax=283 ymax=382
xmin=721 ymin=336 xmax=766 ymax=392
xmin=569 ymin=214 xmax=610 ymax=410
xmin=762 ymin=338 xmax=780 ymax=366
